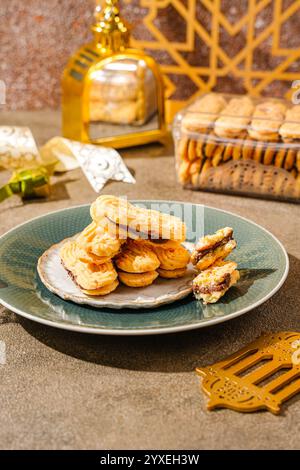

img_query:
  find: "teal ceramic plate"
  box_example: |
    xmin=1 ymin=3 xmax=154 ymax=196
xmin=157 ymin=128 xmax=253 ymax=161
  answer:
xmin=0 ymin=201 xmax=289 ymax=335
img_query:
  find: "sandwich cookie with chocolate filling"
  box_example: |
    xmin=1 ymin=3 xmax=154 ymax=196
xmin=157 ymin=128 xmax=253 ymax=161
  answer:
xmin=114 ymin=239 xmax=160 ymax=273
xmin=248 ymin=101 xmax=286 ymax=142
xmin=91 ymin=195 xmax=186 ymax=242
xmin=105 ymin=216 xmax=181 ymax=250
xmin=193 ymin=260 xmax=240 ymax=304
xmin=279 ymin=105 xmax=300 ymax=141
xmin=82 ymin=280 xmax=119 ymax=296
xmin=157 ymin=267 xmax=188 ymax=279
xmin=118 ymin=270 xmax=159 ymax=288
xmin=181 ymin=93 xmax=227 ymax=133
xmin=76 ymin=221 xmax=124 ymax=259
xmin=191 ymin=227 xmax=237 ymax=271
xmin=152 ymin=243 xmax=190 ymax=278
xmin=60 ymin=240 xmax=118 ymax=294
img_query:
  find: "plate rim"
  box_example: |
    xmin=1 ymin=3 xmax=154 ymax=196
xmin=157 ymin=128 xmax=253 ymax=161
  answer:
xmin=0 ymin=200 xmax=289 ymax=335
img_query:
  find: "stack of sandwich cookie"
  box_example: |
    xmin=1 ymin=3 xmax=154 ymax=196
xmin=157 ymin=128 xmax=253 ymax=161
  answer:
xmin=191 ymin=227 xmax=240 ymax=304
xmin=92 ymin=195 xmax=190 ymax=287
xmin=59 ymin=195 xmax=190 ymax=295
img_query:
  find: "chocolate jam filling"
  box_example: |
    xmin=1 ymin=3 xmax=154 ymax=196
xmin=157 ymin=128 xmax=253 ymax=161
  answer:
xmin=194 ymin=234 xmax=233 ymax=263
xmin=109 ymin=218 xmax=169 ymax=243
xmin=61 ymin=260 xmax=86 ymax=290
xmin=193 ymin=273 xmax=231 ymax=294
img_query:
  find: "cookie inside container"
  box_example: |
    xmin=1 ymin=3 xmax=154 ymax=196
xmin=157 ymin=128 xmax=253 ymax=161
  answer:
xmin=173 ymin=93 xmax=300 ymax=202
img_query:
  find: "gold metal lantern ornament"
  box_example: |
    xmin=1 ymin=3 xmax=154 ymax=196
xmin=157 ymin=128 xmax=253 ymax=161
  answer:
xmin=62 ymin=0 xmax=168 ymax=148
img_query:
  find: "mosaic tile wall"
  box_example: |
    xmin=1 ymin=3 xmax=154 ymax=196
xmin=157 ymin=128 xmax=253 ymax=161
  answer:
xmin=1 ymin=0 xmax=300 ymax=110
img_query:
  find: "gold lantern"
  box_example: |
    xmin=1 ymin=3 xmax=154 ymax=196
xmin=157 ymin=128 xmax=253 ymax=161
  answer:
xmin=62 ymin=0 xmax=168 ymax=148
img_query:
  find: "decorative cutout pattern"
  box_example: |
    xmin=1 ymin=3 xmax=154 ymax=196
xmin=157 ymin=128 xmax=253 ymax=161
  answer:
xmin=196 ymin=331 xmax=300 ymax=414
xmin=125 ymin=0 xmax=300 ymax=118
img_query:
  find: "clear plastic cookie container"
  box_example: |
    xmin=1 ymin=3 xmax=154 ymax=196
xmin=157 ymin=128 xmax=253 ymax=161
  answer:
xmin=173 ymin=93 xmax=300 ymax=201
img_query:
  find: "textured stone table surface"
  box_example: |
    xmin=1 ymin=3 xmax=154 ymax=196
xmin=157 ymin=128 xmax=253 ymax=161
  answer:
xmin=0 ymin=111 xmax=299 ymax=450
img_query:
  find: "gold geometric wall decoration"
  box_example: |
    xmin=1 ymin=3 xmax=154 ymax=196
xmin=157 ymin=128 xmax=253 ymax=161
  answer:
xmin=124 ymin=0 xmax=300 ymax=121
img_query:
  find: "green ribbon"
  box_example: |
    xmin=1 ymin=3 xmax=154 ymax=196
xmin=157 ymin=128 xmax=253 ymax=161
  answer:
xmin=0 ymin=167 xmax=51 ymax=202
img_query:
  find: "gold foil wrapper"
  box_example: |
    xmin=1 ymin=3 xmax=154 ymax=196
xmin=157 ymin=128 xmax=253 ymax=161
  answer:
xmin=40 ymin=137 xmax=135 ymax=192
xmin=0 ymin=127 xmax=135 ymax=202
